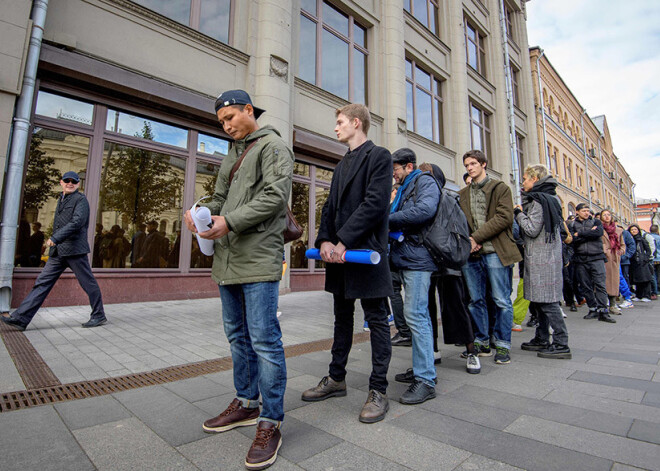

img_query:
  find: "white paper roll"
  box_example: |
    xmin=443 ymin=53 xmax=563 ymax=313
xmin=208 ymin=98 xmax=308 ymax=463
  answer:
xmin=191 ymin=197 xmax=215 ymax=256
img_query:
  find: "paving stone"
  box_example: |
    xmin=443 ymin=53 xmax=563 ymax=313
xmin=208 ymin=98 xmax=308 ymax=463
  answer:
xmin=177 ymin=430 xmax=303 ymax=470
xmin=446 ymin=385 xmax=633 ymax=436
xmin=504 ymin=415 xmax=660 ymax=470
xmin=54 ymin=396 xmax=132 ymax=430
xmin=391 ymin=408 xmax=612 ymax=471
xmin=163 ymin=375 xmax=232 ymax=403
xmin=73 ymin=418 xmax=197 ymax=470
xmin=641 ymin=392 xmax=660 ymax=408
xmin=544 ymin=389 xmax=660 ymax=422
xmin=570 ymin=370 xmax=660 ymax=394
xmin=288 ymin=398 xmax=468 ymax=470
xmin=453 ymin=454 xmax=525 ymax=470
xmin=418 ymin=394 xmax=521 ymax=430
xmin=576 ymin=349 xmax=660 ymax=366
xmin=0 ymin=406 xmax=93 ymax=470
xmin=113 ymin=385 xmax=210 ymax=447
xmin=628 ymin=419 xmax=660 ymax=445
xmin=555 ymin=378 xmax=646 ymax=403
xmin=610 ymin=464 xmax=649 ymax=471
xmin=297 ymin=441 xmax=409 ymax=471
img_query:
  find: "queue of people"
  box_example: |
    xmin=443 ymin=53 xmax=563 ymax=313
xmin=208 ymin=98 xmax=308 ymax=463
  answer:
xmin=4 ymin=92 xmax=656 ymax=471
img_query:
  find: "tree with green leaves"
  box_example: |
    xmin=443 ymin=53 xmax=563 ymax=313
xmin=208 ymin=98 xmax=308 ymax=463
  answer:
xmin=23 ymin=132 xmax=61 ymax=210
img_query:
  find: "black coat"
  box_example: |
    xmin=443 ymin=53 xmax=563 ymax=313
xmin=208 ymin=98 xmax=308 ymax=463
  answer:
xmin=571 ymin=217 xmax=606 ymax=262
xmin=50 ymin=190 xmax=91 ymax=257
xmin=629 ymin=234 xmax=653 ymax=283
xmin=316 ymin=140 xmax=393 ymax=299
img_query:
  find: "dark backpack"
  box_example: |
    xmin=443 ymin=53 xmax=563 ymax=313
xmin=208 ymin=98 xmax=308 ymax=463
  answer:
xmin=409 ymin=175 xmax=471 ymax=270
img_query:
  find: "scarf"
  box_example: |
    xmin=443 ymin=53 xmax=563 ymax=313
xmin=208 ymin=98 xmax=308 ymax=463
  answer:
xmin=522 ymin=176 xmax=562 ymax=242
xmin=603 ymin=221 xmax=621 ymax=255
xmin=391 ymin=169 xmax=422 ymax=213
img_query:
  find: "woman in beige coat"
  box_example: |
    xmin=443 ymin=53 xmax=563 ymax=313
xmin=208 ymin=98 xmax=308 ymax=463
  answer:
xmin=601 ymin=210 xmax=626 ymax=314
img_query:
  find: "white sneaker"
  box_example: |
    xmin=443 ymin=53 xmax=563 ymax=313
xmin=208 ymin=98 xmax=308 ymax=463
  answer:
xmin=511 ymin=323 xmax=523 ymax=332
xmin=640 ymin=298 xmax=652 ymax=303
xmin=618 ymin=300 xmax=634 ymax=309
xmin=560 ymin=307 xmax=567 ymax=318
xmin=632 ymin=297 xmax=641 ymax=302
xmin=277 ymin=311 xmax=282 ymax=318
xmin=466 ymin=353 xmax=481 ymax=374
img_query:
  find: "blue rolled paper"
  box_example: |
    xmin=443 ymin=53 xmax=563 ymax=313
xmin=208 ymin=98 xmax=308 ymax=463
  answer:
xmin=305 ymin=248 xmax=381 ymax=265
xmin=389 ymin=231 xmax=404 ymax=242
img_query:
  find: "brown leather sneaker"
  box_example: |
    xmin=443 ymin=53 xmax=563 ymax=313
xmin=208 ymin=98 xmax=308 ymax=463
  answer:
xmin=245 ymin=421 xmax=282 ymax=470
xmin=359 ymin=390 xmax=389 ymax=423
xmin=301 ymin=376 xmax=347 ymax=402
xmin=202 ymin=398 xmax=259 ymax=433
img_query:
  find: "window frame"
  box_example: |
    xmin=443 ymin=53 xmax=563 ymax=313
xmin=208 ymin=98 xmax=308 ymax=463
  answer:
xmin=131 ymin=0 xmax=235 ymax=45
xmin=405 ymin=57 xmax=444 ymax=145
xmin=299 ymin=0 xmax=369 ymax=103
xmin=464 ymin=17 xmax=487 ymax=77
xmin=404 ymin=0 xmax=440 ymax=36
xmin=469 ymin=101 xmax=491 ymax=158
xmin=510 ymin=62 xmax=520 ymax=108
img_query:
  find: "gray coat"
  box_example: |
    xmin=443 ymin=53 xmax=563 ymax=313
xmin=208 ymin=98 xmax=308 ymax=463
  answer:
xmin=515 ymin=198 xmax=563 ymax=303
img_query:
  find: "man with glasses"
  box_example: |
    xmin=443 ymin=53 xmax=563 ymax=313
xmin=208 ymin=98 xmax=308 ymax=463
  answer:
xmin=2 ymin=171 xmax=107 ymax=331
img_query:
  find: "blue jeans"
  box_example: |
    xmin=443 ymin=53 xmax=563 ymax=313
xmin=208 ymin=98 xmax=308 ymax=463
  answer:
xmin=218 ymin=281 xmax=286 ymax=423
xmin=399 ymin=270 xmax=435 ymax=386
xmin=462 ymin=253 xmax=514 ymax=349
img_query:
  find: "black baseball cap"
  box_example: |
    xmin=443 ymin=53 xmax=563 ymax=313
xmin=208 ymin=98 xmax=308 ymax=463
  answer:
xmin=214 ymin=90 xmax=265 ymax=119
xmin=392 ymin=148 xmax=416 ymax=166
xmin=61 ymin=171 xmax=80 ymax=182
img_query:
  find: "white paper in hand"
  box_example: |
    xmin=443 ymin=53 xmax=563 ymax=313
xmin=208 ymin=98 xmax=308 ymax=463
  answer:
xmin=191 ymin=196 xmax=215 ymax=256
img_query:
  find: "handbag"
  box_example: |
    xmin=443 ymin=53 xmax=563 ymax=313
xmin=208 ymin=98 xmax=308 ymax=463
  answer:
xmin=230 ymin=139 xmax=302 ymax=244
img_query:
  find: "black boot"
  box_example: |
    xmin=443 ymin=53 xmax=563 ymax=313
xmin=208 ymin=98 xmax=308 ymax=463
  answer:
xmin=598 ymin=312 xmax=616 ymax=323
xmin=583 ymin=309 xmax=599 ymax=319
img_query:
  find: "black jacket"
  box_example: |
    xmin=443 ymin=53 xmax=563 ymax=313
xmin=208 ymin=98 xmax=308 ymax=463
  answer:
xmin=570 ymin=217 xmax=606 ymax=262
xmin=316 ymin=140 xmax=393 ymax=299
xmin=629 ymin=234 xmax=653 ymax=283
xmin=50 ymin=190 xmax=91 ymax=257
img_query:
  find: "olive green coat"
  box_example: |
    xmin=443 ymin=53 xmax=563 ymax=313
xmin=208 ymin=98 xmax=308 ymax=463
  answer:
xmin=204 ymin=125 xmax=294 ymax=285
xmin=459 ymin=178 xmax=522 ymax=267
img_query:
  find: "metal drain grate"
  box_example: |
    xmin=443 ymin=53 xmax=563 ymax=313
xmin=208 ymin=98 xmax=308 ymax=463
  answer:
xmin=0 ymin=323 xmax=60 ymax=390
xmin=0 ymin=330 xmax=373 ymax=413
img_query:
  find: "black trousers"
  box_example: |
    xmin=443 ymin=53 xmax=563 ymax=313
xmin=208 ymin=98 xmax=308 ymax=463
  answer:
xmin=428 ymin=274 xmax=475 ymax=347
xmin=13 ymin=254 xmax=105 ymax=326
xmin=563 ymin=263 xmax=576 ymax=305
xmin=329 ymin=294 xmax=391 ymax=394
xmin=389 ymin=269 xmax=409 ymax=337
xmin=574 ymin=259 xmax=608 ymax=312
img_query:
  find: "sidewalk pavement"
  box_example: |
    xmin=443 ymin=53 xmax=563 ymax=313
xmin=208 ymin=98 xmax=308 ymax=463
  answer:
xmin=1 ymin=290 xmax=659 ymax=470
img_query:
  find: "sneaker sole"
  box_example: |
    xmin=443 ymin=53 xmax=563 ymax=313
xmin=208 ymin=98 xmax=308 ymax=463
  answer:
xmin=477 ymin=351 xmax=493 ymax=357
xmin=245 ymin=436 xmax=282 ymax=470
xmin=537 ymin=352 xmax=572 ymax=360
xmin=520 ymin=345 xmax=549 ymax=352
xmin=82 ymin=319 xmax=107 ymax=328
xmin=203 ymin=417 xmax=258 ymax=433
xmin=399 ymin=391 xmax=436 ymax=405
xmin=466 ymin=367 xmax=481 ymax=374
xmin=494 ymin=358 xmax=511 ymax=364
xmin=301 ymin=389 xmax=347 ymax=402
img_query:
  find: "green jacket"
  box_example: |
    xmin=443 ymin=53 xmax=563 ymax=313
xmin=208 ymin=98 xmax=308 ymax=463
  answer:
xmin=459 ymin=178 xmax=522 ymax=267
xmin=204 ymin=125 xmax=294 ymax=285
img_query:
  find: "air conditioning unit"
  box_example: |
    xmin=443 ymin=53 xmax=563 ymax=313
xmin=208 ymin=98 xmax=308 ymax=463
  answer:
xmin=589 ymin=148 xmax=596 ymax=158
xmin=608 ymin=171 xmax=615 ymax=179
xmin=589 ymin=186 xmax=595 ymax=192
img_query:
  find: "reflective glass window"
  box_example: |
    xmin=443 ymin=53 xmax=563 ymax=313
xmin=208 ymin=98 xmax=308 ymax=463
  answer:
xmin=107 ymin=109 xmax=189 ymax=149
xmin=35 ymin=91 xmax=94 ymax=126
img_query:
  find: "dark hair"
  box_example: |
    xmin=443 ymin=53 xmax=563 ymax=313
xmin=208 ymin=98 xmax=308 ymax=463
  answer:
xmin=33 ymin=222 xmax=42 ymax=229
xmin=462 ymin=172 xmax=470 ymax=183
xmin=462 ymin=149 xmax=487 ymax=167
xmin=651 ymin=224 xmax=659 ymax=234
xmin=628 ymin=223 xmax=641 ymax=234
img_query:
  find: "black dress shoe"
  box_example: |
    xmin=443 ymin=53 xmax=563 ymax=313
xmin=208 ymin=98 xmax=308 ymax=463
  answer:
xmin=569 ymin=304 xmax=578 ymax=312
xmin=400 ymin=380 xmax=436 ymax=405
xmin=391 ymin=333 xmax=412 ymax=347
xmin=81 ymin=317 xmax=107 ymax=328
xmin=1 ymin=315 xmax=27 ymax=331
xmin=598 ymin=313 xmax=616 ymax=323
xmin=583 ymin=310 xmax=599 ymax=319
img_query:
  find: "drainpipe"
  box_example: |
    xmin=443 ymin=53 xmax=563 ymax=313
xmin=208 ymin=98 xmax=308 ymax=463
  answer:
xmin=535 ymin=49 xmax=549 ymax=168
xmin=498 ymin=0 xmax=520 ymax=205
xmin=597 ymin=134 xmax=606 ymax=211
xmin=579 ymin=109 xmax=592 ymax=208
xmin=0 ymin=0 xmax=49 ymax=313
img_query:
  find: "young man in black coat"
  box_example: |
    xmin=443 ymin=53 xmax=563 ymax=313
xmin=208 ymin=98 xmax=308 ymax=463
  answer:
xmin=302 ymin=104 xmax=393 ymax=424
xmin=2 ymin=171 xmax=106 ymax=331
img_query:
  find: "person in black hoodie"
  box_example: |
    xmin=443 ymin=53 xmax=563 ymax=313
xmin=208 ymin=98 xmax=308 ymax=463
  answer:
xmin=571 ymin=203 xmax=615 ymax=323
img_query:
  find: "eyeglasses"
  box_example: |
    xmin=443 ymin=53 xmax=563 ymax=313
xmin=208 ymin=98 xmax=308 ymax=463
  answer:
xmin=393 ymin=165 xmax=404 ymax=172
xmin=62 ymin=179 xmax=79 ymax=184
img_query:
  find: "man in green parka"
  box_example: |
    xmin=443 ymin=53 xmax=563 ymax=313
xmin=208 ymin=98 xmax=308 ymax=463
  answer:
xmin=184 ymin=90 xmax=293 ymax=471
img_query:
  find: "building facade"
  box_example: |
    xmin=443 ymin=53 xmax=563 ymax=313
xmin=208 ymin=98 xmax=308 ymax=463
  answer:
xmin=529 ymin=47 xmax=635 ymax=224
xmin=2 ymin=0 xmax=538 ymax=307
xmin=635 ymin=199 xmax=660 ymax=232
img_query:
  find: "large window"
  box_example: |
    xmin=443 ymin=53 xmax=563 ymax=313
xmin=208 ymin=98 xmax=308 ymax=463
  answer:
xmin=404 ymin=0 xmax=439 ymax=36
xmin=15 ymin=89 xmax=230 ymax=272
xmin=405 ymin=58 xmax=444 ymax=144
xmin=503 ymin=3 xmax=516 ymax=43
xmin=469 ymin=102 xmax=491 ymax=157
xmin=132 ymin=0 xmax=232 ymax=44
xmin=465 ymin=18 xmax=486 ymax=76
xmin=299 ymin=0 xmax=368 ymax=103
xmin=510 ymin=62 xmax=520 ymax=107
xmin=290 ymin=161 xmax=333 ymax=272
